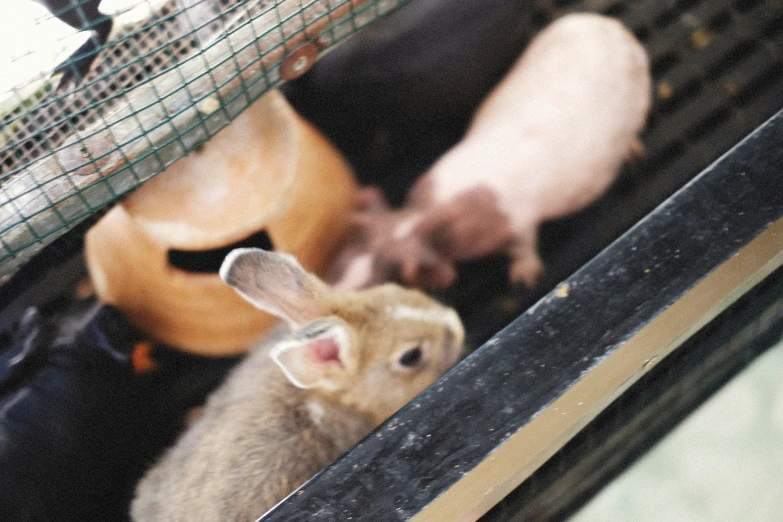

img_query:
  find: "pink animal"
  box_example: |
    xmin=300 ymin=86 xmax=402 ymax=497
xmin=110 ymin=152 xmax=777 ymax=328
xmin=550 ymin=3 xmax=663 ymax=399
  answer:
xmin=328 ymin=13 xmax=651 ymax=290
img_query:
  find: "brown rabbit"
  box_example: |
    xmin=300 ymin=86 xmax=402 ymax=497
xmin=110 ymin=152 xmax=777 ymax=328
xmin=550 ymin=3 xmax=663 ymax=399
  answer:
xmin=130 ymin=248 xmax=464 ymax=522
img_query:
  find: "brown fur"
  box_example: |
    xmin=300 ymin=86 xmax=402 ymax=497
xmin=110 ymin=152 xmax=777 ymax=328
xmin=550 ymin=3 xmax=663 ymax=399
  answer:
xmin=131 ymin=249 xmax=463 ymax=522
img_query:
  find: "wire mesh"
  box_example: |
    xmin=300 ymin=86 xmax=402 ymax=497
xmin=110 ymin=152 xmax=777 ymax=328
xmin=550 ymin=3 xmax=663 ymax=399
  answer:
xmin=0 ymin=0 xmax=407 ymax=281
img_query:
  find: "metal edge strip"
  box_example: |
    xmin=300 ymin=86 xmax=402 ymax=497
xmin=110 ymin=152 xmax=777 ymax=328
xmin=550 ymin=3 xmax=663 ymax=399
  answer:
xmin=413 ymin=216 xmax=783 ymax=522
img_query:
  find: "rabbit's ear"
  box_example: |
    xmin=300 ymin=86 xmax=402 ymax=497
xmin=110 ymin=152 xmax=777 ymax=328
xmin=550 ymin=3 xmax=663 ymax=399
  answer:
xmin=220 ymin=248 xmax=334 ymax=326
xmin=270 ymin=318 xmax=358 ymax=389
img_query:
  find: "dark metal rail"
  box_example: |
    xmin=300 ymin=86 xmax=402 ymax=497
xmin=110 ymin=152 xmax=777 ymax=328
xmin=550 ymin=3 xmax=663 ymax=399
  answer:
xmin=258 ymin=110 xmax=783 ymax=520
xmin=485 ymin=261 xmax=783 ymax=521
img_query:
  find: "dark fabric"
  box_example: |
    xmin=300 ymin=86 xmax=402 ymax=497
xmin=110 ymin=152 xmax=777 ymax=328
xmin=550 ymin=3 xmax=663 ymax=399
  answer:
xmin=0 ymin=303 xmax=242 ymax=522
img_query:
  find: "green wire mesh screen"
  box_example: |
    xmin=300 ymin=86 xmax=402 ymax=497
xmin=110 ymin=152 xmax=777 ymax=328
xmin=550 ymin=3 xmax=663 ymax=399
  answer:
xmin=0 ymin=0 xmax=406 ymax=282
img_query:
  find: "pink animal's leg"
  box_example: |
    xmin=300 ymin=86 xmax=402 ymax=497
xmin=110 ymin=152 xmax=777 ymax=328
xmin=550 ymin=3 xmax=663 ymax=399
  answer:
xmin=354 ymin=186 xmax=390 ymax=212
xmin=507 ymin=230 xmax=544 ymax=288
xmin=400 ymin=248 xmax=458 ymax=289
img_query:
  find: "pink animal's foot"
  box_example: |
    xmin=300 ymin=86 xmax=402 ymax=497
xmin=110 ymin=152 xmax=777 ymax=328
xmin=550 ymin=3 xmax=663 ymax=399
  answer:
xmin=354 ymin=186 xmax=390 ymax=212
xmin=509 ymin=254 xmax=544 ymax=288
xmin=400 ymin=252 xmax=458 ymax=289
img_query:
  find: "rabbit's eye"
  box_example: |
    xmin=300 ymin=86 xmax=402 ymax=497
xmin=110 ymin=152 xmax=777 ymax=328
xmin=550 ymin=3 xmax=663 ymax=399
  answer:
xmin=398 ymin=347 xmax=422 ymax=367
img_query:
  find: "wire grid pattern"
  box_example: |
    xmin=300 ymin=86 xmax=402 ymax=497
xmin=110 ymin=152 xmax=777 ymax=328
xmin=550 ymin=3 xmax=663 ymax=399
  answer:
xmin=0 ymin=0 xmax=405 ymax=279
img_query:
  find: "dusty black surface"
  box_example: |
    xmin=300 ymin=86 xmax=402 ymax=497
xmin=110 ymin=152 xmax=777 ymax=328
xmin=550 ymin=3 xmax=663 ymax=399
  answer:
xmin=483 ymin=263 xmax=783 ymax=521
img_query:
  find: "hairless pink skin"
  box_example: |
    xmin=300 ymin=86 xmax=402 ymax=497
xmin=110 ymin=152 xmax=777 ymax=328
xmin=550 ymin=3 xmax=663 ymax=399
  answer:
xmin=328 ymin=14 xmax=652 ymax=291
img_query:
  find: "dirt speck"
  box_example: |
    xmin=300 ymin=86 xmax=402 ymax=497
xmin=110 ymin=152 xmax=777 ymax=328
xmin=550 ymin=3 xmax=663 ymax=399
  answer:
xmin=690 ymin=27 xmax=713 ymax=48
xmin=657 ymin=81 xmax=673 ymax=100
xmin=553 ymin=282 xmax=570 ymax=298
